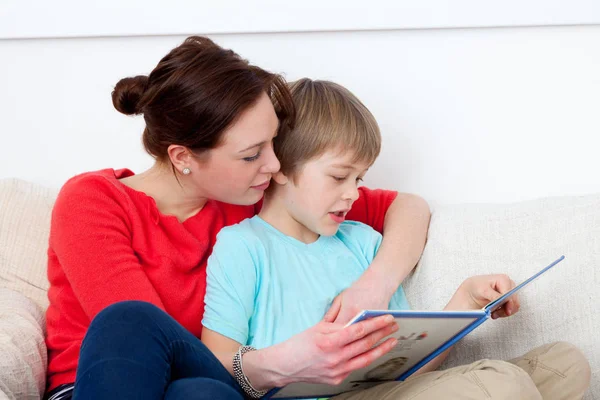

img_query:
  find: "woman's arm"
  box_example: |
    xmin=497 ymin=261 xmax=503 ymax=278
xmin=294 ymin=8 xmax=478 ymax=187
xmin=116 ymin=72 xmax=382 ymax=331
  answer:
xmin=50 ymin=175 xmax=166 ymax=319
xmin=328 ymin=191 xmax=431 ymax=323
xmin=200 ymin=328 xmax=242 ymax=374
xmin=202 ymin=315 xmax=399 ymax=390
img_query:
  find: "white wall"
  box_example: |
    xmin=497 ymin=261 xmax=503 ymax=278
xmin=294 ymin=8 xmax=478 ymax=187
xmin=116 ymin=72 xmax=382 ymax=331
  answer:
xmin=3 ymin=0 xmax=599 ymax=39
xmin=1 ymin=25 xmax=599 ymax=204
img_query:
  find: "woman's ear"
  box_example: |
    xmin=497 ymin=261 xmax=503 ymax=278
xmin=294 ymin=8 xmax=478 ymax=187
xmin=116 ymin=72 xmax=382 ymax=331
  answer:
xmin=273 ymin=171 xmax=289 ymax=185
xmin=167 ymin=144 xmax=192 ymax=173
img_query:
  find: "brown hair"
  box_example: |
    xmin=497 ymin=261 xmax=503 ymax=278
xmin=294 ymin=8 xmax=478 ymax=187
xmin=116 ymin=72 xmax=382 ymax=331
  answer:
xmin=112 ymin=36 xmax=295 ymax=161
xmin=274 ymin=78 xmax=381 ymax=180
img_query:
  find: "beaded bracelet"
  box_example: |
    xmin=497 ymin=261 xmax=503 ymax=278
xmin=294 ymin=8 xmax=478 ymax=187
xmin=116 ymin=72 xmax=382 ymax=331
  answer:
xmin=233 ymin=345 xmax=268 ymax=398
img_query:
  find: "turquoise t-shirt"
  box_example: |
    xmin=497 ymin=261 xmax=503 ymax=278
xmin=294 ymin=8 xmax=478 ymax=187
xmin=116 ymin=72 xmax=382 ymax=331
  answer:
xmin=203 ymin=216 xmax=410 ymax=350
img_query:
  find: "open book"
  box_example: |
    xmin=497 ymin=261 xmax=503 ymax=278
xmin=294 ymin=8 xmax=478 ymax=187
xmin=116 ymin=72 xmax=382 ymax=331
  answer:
xmin=265 ymin=256 xmax=565 ymax=399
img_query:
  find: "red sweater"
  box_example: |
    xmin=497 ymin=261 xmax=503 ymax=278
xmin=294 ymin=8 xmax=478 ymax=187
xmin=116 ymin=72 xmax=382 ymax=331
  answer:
xmin=45 ymin=168 xmax=397 ymax=391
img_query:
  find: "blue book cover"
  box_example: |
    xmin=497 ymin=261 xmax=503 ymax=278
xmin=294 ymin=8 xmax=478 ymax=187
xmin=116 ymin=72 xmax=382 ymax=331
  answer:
xmin=265 ymin=256 xmax=565 ymax=399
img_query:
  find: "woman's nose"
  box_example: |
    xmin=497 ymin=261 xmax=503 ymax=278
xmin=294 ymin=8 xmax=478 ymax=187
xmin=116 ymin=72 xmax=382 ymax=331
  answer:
xmin=261 ymin=147 xmax=280 ymax=174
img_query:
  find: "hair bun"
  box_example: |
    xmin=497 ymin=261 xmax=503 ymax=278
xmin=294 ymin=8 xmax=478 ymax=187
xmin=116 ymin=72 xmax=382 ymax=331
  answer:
xmin=112 ymin=75 xmax=148 ymax=115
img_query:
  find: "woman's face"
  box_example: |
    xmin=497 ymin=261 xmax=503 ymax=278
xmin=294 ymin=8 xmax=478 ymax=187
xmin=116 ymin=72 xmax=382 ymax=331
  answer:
xmin=190 ymin=92 xmax=281 ymax=205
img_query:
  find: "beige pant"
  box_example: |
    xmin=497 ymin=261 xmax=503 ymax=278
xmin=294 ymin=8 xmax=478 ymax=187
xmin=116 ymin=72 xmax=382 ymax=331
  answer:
xmin=334 ymin=342 xmax=591 ymax=400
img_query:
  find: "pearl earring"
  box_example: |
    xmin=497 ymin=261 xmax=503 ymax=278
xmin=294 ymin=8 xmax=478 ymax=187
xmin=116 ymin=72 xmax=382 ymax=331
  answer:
xmin=182 ymin=168 xmax=191 ymax=175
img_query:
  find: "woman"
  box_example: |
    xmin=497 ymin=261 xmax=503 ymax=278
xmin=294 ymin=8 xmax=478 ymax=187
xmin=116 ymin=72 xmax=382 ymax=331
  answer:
xmin=44 ymin=36 xmax=430 ymax=400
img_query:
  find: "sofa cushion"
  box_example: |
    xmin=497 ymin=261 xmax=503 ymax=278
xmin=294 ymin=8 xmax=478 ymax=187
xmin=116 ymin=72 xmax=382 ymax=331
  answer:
xmin=0 ymin=288 xmax=47 ymax=399
xmin=403 ymin=193 xmax=600 ymax=399
xmin=0 ymin=179 xmax=58 ymax=311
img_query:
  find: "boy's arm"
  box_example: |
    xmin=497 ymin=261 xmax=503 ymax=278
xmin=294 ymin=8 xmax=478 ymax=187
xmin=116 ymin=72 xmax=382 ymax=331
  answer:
xmin=411 ymin=274 xmax=519 ymax=375
xmin=202 ymin=230 xmax=258 ymax=350
xmin=329 ymin=190 xmax=430 ymax=323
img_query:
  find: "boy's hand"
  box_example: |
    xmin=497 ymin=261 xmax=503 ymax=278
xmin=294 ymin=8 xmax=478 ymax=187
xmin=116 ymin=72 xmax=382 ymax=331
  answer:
xmin=445 ymin=274 xmax=519 ymax=319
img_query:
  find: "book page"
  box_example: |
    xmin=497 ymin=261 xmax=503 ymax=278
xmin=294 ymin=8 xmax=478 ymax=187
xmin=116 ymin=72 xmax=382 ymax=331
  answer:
xmin=271 ymin=313 xmax=483 ymax=399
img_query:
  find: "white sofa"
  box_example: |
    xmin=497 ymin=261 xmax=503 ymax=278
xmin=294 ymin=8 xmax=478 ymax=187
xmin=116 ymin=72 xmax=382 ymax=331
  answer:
xmin=0 ymin=178 xmax=598 ymax=399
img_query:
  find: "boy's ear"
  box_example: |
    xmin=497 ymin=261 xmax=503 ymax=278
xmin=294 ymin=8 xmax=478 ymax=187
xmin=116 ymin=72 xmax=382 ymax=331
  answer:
xmin=273 ymin=171 xmax=289 ymax=185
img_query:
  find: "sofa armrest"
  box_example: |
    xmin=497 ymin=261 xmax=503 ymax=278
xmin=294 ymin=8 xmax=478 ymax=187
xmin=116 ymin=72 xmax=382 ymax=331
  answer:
xmin=0 ymin=288 xmax=47 ymax=400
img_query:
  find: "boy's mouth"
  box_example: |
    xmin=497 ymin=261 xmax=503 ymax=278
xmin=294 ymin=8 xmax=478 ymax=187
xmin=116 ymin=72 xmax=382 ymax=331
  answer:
xmin=328 ymin=210 xmax=349 ymax=223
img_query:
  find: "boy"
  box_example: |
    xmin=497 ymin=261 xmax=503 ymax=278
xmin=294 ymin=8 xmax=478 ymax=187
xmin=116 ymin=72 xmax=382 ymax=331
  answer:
xmin=202 ymin=78 xmax=410 ymax=395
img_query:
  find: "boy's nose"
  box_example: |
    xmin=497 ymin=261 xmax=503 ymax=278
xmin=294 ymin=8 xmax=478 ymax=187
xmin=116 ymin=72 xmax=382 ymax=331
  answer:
xmin=343 ymin=186 xmax=360 ymax=202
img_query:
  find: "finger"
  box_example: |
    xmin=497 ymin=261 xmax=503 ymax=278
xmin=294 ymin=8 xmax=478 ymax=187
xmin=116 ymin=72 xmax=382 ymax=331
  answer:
xmin=318 ymin=321 xmax=345 ymax=334
xmin=505 ymin=301 xmax=516 ymax=316
xmin=492 ymin=308 xmax=509 ymax=319
xmin=504 ymin=298 xmax=520 ymax=316
xmin=340 ymin=321 xmax=399 ymax=361
xmin=500 ymin=280 xmax=519 ymax=316
xmin=324 ymin=296 xmax=342 ymax=323
xmin=339 ymin=337 xmax=398 ymax=375
xmin=333 ymin=315 xmax=396 ymax=348
xmin=327 ymin=372 xmax=352 ymax=386
xmin=507 ymin=280 xmax=520 ymax=315
xmin=510 ymin=295 xmax=520 ymax=315
xmin=332 ymin=306 xmax=356 ymax=326
xmin=493 ymin=274 xmax=513 ymax=295
xmin=482 ymin=286 xmax=502 ymax=303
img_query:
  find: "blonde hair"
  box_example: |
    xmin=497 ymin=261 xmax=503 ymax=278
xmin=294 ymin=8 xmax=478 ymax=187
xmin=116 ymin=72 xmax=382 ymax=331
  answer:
xmin=274 ymin=78 xmax=381 ymax=180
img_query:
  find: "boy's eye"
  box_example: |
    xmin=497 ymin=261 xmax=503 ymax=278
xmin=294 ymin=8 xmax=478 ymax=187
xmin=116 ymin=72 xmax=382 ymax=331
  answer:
xmin=243 ymin=152 xmax=261 ymax=162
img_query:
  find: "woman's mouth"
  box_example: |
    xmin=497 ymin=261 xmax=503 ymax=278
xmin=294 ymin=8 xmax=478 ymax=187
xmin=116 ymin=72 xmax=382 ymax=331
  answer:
xmin=251 ymin=180 xmax=270 ymax=191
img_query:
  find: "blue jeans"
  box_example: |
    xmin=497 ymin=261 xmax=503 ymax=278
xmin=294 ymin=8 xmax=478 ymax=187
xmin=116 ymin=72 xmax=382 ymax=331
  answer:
xmin=73 ymin=301 xmax=244 ymax=400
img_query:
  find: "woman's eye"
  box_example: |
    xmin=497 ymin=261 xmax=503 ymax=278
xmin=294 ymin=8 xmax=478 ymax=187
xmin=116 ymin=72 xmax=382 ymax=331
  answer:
xmin=332 ymin=176 xmax=346 ymax=182
xmin=243 ymin=152 xmax=261 ymax=162
xmin=356 ymin=177 xmax=364 ymax=183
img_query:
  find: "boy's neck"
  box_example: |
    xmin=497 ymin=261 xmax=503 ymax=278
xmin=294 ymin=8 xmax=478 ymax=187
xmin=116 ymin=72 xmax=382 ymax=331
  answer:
xmin=259 ymin=189 xmax=320 ymax=244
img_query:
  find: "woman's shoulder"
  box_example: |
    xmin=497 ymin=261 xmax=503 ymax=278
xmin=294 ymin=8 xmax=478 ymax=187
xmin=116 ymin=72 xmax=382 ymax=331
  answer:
xmin=49 ymin=169 xmax=141 ymax=247
xmin=59 ymin=168 xmax=129 ymax=191
xmin=54 ymin=168 xmax=136 ymax=215
xmin=60 ymin=168 xmax=132 ymax=193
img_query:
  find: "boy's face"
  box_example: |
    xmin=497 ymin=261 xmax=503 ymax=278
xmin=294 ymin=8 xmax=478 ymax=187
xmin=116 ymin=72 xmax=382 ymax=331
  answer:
xmin=279 ymin=150 xmax=370 ymax=239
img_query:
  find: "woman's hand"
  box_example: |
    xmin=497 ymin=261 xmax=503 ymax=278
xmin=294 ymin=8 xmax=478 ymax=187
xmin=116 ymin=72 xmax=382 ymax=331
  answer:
xmin=323 ymin=270 xmax=392 ymax=325
xmin=445 ymin=274 xmax=520 ymax=319
xmin=245 ymin=314 xmax=399 ymax=389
